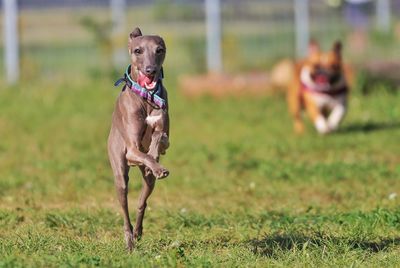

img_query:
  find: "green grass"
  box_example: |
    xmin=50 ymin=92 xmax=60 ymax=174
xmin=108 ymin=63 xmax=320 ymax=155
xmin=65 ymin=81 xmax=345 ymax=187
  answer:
xmin=0 ymin=75 xmax=399 ymax=267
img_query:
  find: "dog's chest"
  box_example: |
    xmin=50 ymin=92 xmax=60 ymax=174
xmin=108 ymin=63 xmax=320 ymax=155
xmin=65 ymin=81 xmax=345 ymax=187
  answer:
xmin=140 ymin=112 xmax=165 ymax=151
xmin=145 ymin=114 xmax=162 ymax=128
xmin=309 ymin=92 xmax=346 ymax=109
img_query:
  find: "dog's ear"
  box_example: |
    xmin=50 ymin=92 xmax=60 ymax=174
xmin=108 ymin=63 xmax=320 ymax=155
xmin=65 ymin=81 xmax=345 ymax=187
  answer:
xmin=130 ymin=27 xmax=142 ymax=39
xmin=332 ymin=40 xmax=342 ymax=56
xmin=308 ymin=39 xmax=320 ymax=55
xmin=128 ymin=27 xmax=143 ymax=53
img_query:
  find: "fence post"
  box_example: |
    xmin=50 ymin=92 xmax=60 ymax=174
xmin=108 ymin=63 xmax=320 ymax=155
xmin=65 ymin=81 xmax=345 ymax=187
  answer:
xmin=111 ymin=0 xmax=126 ymax=68
xmin=205 ymin=0 xmax=222 ymax=73
xmin=376 ymin=0 xmax=390 ymax=32
xmin=294 ymin=0 xmax=309 ymax=59
xmin=3 ymin=0 xmax=19 ymax=84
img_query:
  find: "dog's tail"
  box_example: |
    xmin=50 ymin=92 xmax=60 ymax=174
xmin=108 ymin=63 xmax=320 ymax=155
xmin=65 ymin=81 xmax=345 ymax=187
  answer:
xmin=270 ymin=58 xmax=296 ymax=92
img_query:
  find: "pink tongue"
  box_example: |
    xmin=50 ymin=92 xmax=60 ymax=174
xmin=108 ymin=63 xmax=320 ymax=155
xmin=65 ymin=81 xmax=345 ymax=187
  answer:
xmin=137 ymin=73 xmax=154 ymax=88
xmin=315 ymin=75 xmax=328 ymax=84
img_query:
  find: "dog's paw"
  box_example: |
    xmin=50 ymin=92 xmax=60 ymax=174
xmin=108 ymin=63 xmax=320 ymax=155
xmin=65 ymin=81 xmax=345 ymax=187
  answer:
xmin=315 ymin=116 xmax=330 ymax=135
xmin=133 ymin=227 xmax=143 ymax=241
xmin=124 ymin=230 xmax=135 ymax=252
xmin=317 ymin=126 xmax=332 ymax=135
xmin=152 ymin=166 xmax=169 ymax=179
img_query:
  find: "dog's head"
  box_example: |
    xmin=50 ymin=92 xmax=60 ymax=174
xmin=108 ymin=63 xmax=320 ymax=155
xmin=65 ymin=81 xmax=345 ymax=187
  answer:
xmin=128 ymin=27 xmax=166 ymax=90
xmin=301 ymin=40 xmax=344 ymax=88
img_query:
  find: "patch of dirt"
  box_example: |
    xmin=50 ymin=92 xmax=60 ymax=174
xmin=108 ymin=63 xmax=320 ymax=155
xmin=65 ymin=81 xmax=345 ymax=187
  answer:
xmin=179 ymin=72 xmax=274 ymax=98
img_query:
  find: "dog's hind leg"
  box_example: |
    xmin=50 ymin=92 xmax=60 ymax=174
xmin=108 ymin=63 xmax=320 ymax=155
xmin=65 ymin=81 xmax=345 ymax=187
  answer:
xmin=108 ymin=128 xmax=134 ymax=251
xmin=133 ymin=165 xmax=156 ymax=240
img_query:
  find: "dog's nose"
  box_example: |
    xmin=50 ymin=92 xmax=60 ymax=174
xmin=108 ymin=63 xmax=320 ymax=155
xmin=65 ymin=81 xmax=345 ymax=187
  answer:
xmin=145 ymin=66 xmax=156 ymax=75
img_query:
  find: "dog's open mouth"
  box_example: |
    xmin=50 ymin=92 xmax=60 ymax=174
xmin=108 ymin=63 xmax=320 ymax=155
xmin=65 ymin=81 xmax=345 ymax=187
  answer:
xmin=312 ymin=73 xmax=329 ymax=85
xmin=137 ymin=71 xmax=157 ymax=90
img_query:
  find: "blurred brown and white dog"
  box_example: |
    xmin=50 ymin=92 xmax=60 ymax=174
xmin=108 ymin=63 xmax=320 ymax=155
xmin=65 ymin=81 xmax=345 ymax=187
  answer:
xmin=287 ymin=41 xmax=351 ymax=134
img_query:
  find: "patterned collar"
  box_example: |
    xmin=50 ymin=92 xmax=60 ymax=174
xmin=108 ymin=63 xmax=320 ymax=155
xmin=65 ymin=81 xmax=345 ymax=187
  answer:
xmin=114 ymin=65 xmax=167 ymax=110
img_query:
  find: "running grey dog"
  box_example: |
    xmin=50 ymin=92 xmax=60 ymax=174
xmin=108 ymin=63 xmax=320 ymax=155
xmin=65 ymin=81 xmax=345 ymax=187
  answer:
xmin=108 ymin=27 xmax=169 ymax=251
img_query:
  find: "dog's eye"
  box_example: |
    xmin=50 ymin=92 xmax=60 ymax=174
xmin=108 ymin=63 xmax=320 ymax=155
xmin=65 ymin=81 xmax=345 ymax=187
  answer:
xmin=156 ymin=47 xmax=165 ymax=54
xmin=133 ymin=48 xmax=142 ymax=55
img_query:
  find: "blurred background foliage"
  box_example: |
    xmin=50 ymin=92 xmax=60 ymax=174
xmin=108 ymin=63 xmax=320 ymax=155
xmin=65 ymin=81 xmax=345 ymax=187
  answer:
xmin=0 ymin=0 xmax=398 ymax=87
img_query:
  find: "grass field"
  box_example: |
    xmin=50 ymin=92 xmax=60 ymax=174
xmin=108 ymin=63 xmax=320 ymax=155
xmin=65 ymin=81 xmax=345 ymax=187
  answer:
xmin=0 ymin=74 xmax=399 ymax=267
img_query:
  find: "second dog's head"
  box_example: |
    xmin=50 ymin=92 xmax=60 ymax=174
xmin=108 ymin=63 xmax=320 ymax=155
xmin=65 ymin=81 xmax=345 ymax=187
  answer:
xmin=128 ymin=27 xmax=166 ymax=90
xmin=301 ymin=40 xmax=344 ymax=88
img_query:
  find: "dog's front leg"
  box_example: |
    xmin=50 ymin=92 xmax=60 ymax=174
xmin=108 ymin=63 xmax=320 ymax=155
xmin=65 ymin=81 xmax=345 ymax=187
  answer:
xmin=126 ymin=144 xmax=169 ymax=179
xmin=327 ymin=103 xmax=346 ymax=131
xmin=303 ymin=94 xmax=330 ymax=134
xmin=145 ymin=111 xmax=169 ymax=178
xmin=146 ymin=113 xmax=169 ymax=159
xmin=148 ymin=132 xmax=161 ymax=161
xmin=119 ymin=112 xmax=169 ymax=179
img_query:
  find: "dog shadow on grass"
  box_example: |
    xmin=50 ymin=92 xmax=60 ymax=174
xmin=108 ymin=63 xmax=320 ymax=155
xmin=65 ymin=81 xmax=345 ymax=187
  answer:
xmin=247 ymin=233 xmax=400 ymax=257
xmin=338 ymin=121 xmax=400 ymax=134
